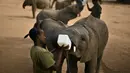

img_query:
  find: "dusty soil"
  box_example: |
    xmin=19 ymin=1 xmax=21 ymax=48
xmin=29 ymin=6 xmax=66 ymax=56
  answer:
xmin=0 ymin=0 xmax=130 ymax=73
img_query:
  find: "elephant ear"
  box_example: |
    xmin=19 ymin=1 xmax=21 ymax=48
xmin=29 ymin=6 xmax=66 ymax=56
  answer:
xmin=67 ymin=26 xmax=91 ymax=60
xmin=67 ymin=16 xmax=99 ymax=63
xmin=59 ymin=28 xmax=80 ymax=49
xmin=80 ymin=25 xmax=99 ymax=62
xmin=61 ymin=27 xmax=83 ymax=57
xmin=65 ymin=28 xmax=80 ymax=48
xmin=79 ymin=16 xmax=99 ymax=63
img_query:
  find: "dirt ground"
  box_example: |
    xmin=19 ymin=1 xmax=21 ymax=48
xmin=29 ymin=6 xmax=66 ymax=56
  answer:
xmin=0 ymin=0 xmax=130 ymax=73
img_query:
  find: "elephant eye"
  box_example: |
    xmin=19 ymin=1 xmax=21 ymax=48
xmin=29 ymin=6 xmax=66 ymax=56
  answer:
xmin=81 ymin=36 xmax=85 ymax=41
xmin=80 ymin=37 xmax=85 ymax=41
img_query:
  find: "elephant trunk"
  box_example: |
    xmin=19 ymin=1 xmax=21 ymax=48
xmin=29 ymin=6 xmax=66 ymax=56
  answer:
xmin=22 ymin=0 xmax=32 ymax=9
xmin=22 ymin=1 xmax=26 ymax=9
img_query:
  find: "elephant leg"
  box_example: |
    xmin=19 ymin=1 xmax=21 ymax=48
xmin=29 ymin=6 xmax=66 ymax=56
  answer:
xmin=32 ymin=0 xmax=37 ymax=18
xmin=56 ymin=56 xmax=65 ymax=73
xmin=32 ymin=6 xmax=36 ymax=18
xmin=51 ymin=0 xmax=56 ymax=8
xmin=85 ymin=54 xmax=97 ymax=73
xmin=84 ymin=61 xmax=91 ymax=73
xmin=49 ymin=0 xmax=52 ymax=8
xmin=90 ymin=54 xmax=97 ymax=73
xmin=96 ymin=54 xmax=103 ymax=73
xmin=66 ymin=54 xmax=78 ymax=73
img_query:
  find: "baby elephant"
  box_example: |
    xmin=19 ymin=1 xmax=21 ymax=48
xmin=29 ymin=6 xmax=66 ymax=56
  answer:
xmin=36 ymin=4 xmax=84 ymax=25
xmin=22 ymin=0 xmax=51 ymax=18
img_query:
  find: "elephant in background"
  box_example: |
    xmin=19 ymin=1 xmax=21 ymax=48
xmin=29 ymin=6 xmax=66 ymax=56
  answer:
xmin=50 ymin=0 xmax=102 ymax=9
xmin=51 ymin=0 xmax=75 ymax=10
xmin=35 ymin=4 xmax=84 ymax=26
xmin=22 ymin=0 xmax=51 ymax=18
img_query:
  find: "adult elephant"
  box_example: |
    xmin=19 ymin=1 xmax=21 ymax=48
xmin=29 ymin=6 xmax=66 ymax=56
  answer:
xmin=36 ymin=3 xmax=84 ymax=25
xmin=39 ymin=15 xmax=108 ymax=73
xmin=51 ymin=0 xmax=75 ymax=10
xmin=51 ymin=0 xmax=102 ymax=10
xmin=22 ymin=0 xmax=51 ymax=18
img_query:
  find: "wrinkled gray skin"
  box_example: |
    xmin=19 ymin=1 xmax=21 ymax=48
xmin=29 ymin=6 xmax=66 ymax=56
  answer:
xmin=39 ymin=15 xmax=108 ymax=73
xmin=58 ymin=15 xmax=108 ymax=73
xmin=36 ymin=4 xmax=84 ymax=24
xmin=51 ymin=0 xmax=75 ymax=10
xmin=22 ymin=0 xmax=51 ymax=18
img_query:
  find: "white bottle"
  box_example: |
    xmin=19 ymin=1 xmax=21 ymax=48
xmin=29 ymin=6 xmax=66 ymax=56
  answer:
xmin=57 ymin=34 xmax=72 ymax=50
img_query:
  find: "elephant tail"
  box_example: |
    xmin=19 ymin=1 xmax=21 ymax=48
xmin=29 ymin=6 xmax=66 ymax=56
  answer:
xmin=23 ymin=1 xmax=32 ymax=9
